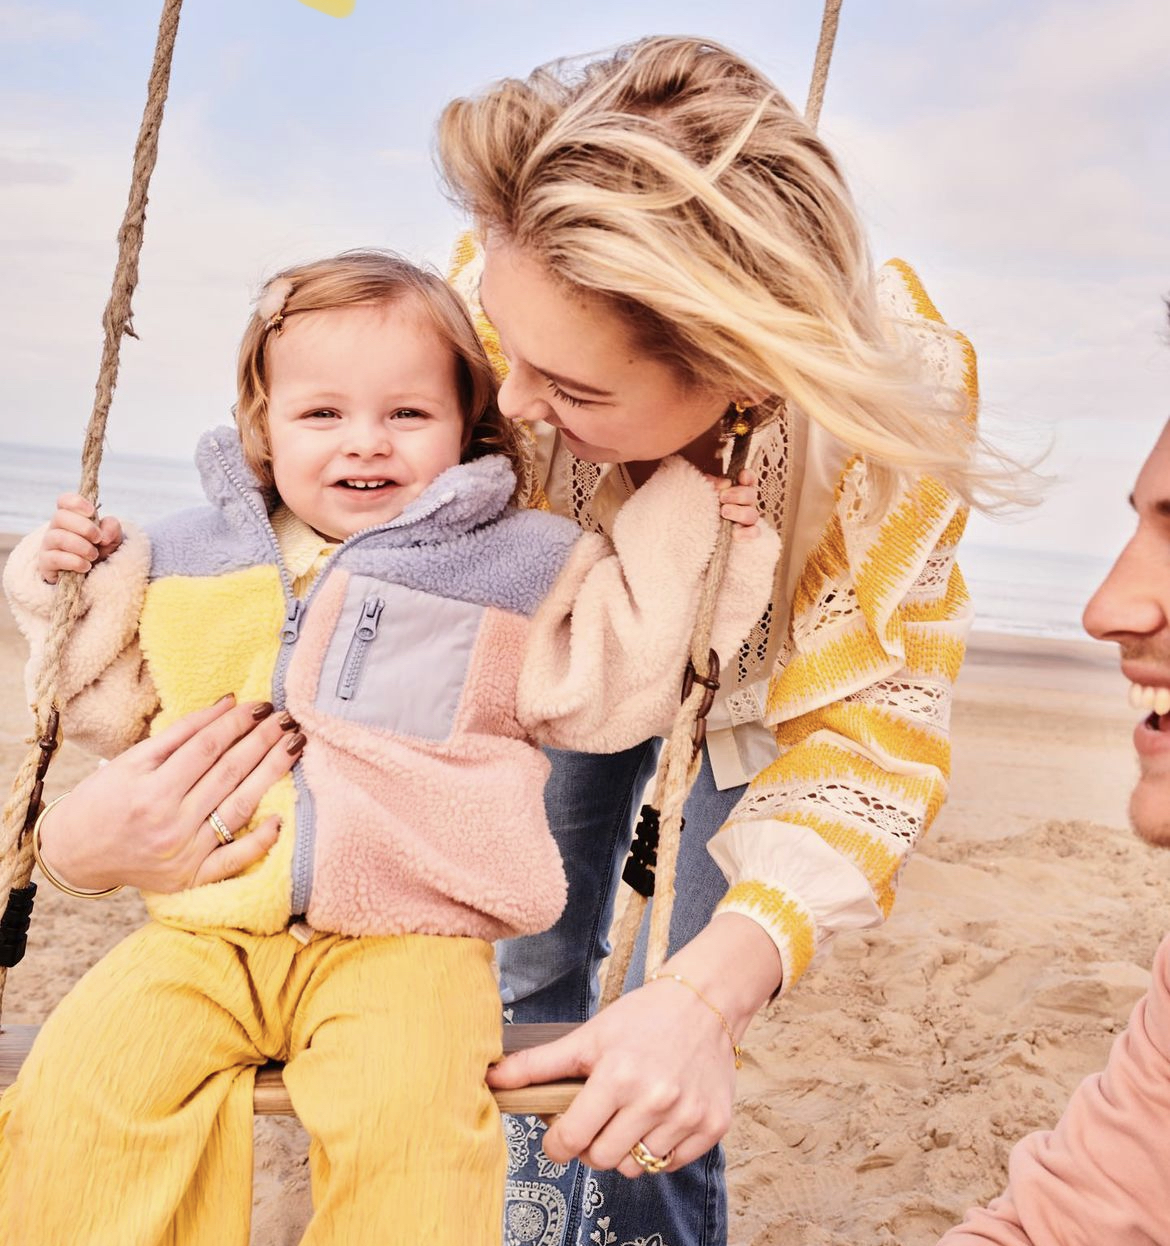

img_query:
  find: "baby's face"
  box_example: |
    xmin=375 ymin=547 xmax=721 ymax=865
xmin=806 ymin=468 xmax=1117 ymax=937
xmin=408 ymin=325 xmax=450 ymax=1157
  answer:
xmin=265 ymin=297 xmax=465 ymax=541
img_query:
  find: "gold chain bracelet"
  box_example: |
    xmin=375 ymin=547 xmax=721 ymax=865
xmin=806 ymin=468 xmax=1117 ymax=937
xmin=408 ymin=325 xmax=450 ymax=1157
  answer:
xmin=32 ymin=793 xmax=123 ymax=900
xmin=648 ymin=971 xmax=744 ymax=1069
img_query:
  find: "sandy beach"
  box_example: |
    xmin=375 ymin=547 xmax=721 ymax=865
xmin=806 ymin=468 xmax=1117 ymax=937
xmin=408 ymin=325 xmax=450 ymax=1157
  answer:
xmin=1 ymin=531 xmax=1164 ymax=1245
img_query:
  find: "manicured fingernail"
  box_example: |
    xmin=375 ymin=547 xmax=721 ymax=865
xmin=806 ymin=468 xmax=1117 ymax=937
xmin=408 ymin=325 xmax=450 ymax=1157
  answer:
xmin=252 ymin=702 xmax=275 ymax=720
xmin=278 ymin=712 xmax=300 ymax=732
xmin=286 ymin=732 xmax=306 ymax=754
xmin=213 ymin=693 xmax=236 ymax=707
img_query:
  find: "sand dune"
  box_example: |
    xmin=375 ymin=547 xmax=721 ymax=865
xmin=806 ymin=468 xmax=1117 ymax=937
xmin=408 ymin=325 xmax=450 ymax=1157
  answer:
xmin=2 ymin=534 xmax=1162 ymax=1244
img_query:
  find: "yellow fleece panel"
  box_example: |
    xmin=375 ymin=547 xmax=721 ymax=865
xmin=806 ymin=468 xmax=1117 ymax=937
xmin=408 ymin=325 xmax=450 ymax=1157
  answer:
xmin=138 ymin=566 xmax=298 ymax=931
xmin=141 ymin=565 xmax=286 ymax=723
xmin=716 ymin=882 xmax=816 ymax=986
xmin=0 ymin=923 xmax=504 ymax=1245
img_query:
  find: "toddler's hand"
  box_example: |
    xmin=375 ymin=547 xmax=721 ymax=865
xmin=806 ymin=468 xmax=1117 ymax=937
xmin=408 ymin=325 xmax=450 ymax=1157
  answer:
xmin=37 ymin=492 xmax=124 ymax=584
xmin=716 ymin=469 xmax=761 ymax=541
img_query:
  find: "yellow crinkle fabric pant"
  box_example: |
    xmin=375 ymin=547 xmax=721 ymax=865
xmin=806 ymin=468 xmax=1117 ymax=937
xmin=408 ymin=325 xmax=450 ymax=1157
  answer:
xmin=0 ymin=922 xmax=504 ymax=1246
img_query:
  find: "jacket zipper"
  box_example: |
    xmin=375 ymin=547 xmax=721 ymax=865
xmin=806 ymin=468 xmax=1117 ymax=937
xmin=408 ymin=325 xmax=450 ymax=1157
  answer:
xmin=336 ymin=595 xmax=384 ymax=700
xmin=209 ymin=439 xmax=456 ymax=917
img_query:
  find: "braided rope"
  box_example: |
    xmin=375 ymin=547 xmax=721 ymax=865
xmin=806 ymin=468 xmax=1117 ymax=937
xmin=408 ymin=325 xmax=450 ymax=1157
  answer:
xmin=601 ymin=431 xmax=753 ymax=1006
xmin=805 ymin=0 xmax=843 ymax=129
xmin=0 ymin=0 xmax=184 ymax=1020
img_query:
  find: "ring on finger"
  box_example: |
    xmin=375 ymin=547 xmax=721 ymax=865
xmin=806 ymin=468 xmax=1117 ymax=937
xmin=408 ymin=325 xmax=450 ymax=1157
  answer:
xmin=207 ymin=808 xmax=234 ymax=846
xmin=629 ymin=1140 xmax=674 ymax=1175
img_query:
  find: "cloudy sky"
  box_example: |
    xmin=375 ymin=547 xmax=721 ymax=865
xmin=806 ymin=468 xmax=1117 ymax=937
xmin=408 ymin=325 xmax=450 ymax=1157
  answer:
xmin=2 ymin=0 xmax=1168 ymax=574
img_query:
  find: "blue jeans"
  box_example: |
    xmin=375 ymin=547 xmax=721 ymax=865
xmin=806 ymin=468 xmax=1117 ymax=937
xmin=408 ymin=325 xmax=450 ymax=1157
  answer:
xmin=499 ymin=741 xmax=745 ymax=1246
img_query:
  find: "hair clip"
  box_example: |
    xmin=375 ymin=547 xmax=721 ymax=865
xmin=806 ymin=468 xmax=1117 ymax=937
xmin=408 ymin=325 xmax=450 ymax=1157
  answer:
xmin=256 ymin=277 xmax=295 ymax=334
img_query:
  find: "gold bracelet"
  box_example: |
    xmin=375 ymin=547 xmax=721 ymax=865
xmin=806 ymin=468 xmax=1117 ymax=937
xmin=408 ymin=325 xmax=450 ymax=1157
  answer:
xmin=648 ymin=971 xmax=744 ymax=1069
xmin=32 ymin=793 xmax=123 ymax=900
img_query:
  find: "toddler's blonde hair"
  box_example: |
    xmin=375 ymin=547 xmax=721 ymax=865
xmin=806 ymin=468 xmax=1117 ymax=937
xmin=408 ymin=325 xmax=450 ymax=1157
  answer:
xmin=236 ymin=249 xmax=519 ymax=491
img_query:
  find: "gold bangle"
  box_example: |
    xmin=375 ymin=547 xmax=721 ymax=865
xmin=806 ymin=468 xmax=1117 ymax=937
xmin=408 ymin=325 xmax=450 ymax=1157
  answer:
xmin=648 ymin=971 xmax=744 ymax=1069
xmin=32 ymin=793 xmax=123 ymax=900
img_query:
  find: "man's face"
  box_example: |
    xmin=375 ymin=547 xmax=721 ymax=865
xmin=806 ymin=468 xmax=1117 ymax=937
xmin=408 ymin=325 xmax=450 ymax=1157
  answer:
xmin=1084 ymin=421 xmax=1170 ymax=845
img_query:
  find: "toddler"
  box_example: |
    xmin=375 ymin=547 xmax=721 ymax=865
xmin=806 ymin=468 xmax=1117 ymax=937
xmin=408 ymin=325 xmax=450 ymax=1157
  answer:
xmin=0 ymin=250 xmax=777 ymax=1246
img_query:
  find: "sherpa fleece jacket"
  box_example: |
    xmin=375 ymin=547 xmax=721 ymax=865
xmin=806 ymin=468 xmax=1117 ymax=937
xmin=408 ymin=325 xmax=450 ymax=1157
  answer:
xmin=5 ymin=427 xmax=778 ymax=941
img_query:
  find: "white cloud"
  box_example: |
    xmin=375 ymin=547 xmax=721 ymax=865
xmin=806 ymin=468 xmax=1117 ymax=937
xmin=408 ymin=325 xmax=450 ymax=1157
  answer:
xmin=0 ymin=155 xmax=71 ymax=185
xmin=0 ymin=4 xmax=93 ymax=42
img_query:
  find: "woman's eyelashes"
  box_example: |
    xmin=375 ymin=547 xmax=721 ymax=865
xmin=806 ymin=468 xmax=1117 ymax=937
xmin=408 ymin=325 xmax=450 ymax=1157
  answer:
xmin=545 ymin=379 xmax=588 ymax=408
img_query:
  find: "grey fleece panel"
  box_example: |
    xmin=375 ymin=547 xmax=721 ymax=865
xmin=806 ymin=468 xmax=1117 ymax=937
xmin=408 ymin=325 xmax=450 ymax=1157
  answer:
xmin=148 ymin=505 xmax=273 ymax=579
xmin=160 ymin=427 xmax=580 ymax=610
xmin=341 ymin=506 xmax=581 ymax=617
xmin=148 ymin=428 xmax=275 ymax=579
xmin=316 ymin=575 xmax=484 ymax=740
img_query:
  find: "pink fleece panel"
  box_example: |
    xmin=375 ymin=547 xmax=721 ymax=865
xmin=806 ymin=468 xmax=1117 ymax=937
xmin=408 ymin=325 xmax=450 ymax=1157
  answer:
xmin=449 ymin=606 xmax=530 ymax=741
xmin=285 ymin=583 xmax=567 ymax=939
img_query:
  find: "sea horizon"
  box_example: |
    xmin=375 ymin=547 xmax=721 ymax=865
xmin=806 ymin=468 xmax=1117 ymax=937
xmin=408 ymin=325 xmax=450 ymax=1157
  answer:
xmin=0 ymin=439 xmax=1106 ymax=642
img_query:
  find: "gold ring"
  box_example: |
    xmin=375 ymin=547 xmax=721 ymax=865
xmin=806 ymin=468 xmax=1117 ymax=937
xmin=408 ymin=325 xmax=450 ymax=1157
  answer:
xmin=628 ymin=1140 xmax=673 ymax=1175
xmin=207 ymin=808 xmax=234 ymax=846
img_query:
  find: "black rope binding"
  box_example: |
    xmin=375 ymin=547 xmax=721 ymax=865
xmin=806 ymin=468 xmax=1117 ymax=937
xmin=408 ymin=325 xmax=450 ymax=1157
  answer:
xmin=622 ymin=804 xmax=680 ymax=899
xmin=0 ymin=882 xmax=37 ymax=969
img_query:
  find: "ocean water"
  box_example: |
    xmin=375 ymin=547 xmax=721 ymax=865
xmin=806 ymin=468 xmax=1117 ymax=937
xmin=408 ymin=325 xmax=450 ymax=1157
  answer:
xmin=0 ymin=441 xmax=1104 ymax=640
xmin=0 ymin=441 xmax=204 ymax=534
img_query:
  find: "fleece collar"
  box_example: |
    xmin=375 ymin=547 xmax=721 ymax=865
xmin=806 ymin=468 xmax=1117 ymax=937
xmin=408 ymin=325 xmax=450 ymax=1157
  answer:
xmin=195 ymin=426 xmax=518 ymax=548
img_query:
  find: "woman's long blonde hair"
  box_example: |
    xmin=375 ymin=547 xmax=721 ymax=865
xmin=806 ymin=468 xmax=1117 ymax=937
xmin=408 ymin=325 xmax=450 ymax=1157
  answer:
xmin=438 ymin=36 xmax=1004 ymax=506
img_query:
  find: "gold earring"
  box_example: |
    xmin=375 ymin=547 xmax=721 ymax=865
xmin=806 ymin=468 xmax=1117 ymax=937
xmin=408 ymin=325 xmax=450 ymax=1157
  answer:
xmin=727 ymin=401 xmax=752 ymax=438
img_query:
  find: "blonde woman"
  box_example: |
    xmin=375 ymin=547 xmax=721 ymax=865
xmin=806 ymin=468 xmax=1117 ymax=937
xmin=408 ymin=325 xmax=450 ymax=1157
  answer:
xmin=439 ymin=35 xmax=986 ymax=1246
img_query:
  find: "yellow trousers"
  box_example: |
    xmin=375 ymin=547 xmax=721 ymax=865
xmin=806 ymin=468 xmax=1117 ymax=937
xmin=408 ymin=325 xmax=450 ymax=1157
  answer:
xmin=0 ymin=922 xmax=504 ymax=1246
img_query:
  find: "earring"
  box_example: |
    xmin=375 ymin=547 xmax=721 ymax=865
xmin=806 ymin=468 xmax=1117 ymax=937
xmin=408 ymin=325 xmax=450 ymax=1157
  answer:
xmin=725 ymin=400 xmax=753 ymax=438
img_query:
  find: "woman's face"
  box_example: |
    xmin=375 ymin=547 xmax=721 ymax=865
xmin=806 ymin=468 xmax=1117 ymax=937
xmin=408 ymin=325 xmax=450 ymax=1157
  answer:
xmin=478 ymin=240 xmax=728 ymax=465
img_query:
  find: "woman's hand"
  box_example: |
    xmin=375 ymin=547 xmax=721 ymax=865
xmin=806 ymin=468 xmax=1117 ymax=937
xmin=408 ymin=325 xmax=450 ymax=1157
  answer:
xmin=487 ymin=913 xmax=783 ymax=1177
xmin=37 ymin=493 xmax=124 ymax=584
xmin=715 ymin=469 xmax=761 ymax=541
xmin=36 ymin=694 xmax=304 ymax=893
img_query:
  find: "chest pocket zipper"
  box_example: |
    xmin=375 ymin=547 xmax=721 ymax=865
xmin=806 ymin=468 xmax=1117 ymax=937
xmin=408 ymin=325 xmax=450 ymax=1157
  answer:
xmin=336 ymin=595 xmax=385 ymax=700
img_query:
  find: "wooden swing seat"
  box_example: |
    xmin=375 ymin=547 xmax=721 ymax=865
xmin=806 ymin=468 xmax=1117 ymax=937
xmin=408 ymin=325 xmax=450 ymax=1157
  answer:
xmin=0 ymin=1021 xmax=581 ymax=1116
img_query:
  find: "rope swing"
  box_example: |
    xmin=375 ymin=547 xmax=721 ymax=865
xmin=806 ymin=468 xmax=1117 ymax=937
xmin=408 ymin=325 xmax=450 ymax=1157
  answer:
xmin=0 ymin=0 xmax=185 ymax=1018
xmin=0 ymin=1 xmax=845 ymax=1118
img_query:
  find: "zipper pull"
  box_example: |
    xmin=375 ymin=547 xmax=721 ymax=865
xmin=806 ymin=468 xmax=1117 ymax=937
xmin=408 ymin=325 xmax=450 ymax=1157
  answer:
xmin=336 ymin=596 xmax=384 ymax=701
xmin=356 ymin=596 xmax=384 ymax=640
xmin=281 ymin=599 xmax=303 ymax=643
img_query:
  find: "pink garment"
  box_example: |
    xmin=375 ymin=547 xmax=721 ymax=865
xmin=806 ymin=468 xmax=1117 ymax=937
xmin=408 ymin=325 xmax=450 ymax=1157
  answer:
xmin=940 ymin=933 xmax=1170 ymax=1245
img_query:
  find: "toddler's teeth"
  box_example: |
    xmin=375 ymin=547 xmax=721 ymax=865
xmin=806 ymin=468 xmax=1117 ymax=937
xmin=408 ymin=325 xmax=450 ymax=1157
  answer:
xmin=1142 ymin=685 xmax=1159 ymax=711
xmin=1130 ymin=684 xmax=1145 ymax=709
xmin=1155 ymin=689 xmax=1170 ymax=717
